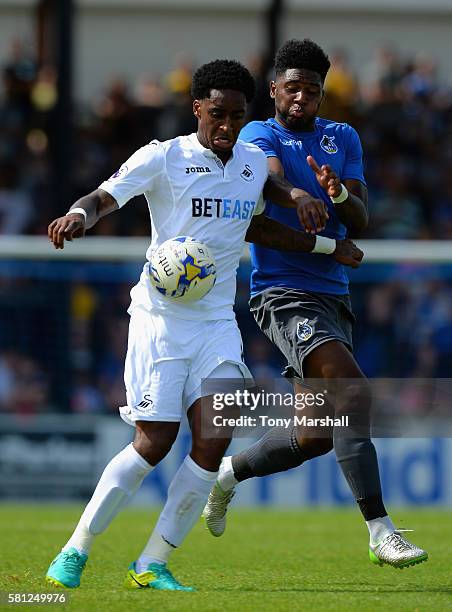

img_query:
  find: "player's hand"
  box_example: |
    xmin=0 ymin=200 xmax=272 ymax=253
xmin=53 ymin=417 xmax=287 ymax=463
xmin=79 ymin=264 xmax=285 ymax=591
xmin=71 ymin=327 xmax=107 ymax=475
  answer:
xmin=294 ymin=193 xmax=329 ymax=234
xmin=333 ymin=239 xmax=363 ymax=268
xmin=48 ymin=214 xmax=86 ymax=249
xmin=307 ymin=155 xmax=342 ymax=199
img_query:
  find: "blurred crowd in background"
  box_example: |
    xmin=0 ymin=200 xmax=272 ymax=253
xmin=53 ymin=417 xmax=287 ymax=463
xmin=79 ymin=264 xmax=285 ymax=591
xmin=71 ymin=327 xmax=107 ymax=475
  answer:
xmin=2 ymin=38 xmax=452 ymax=239
xmin=0 ymin=38 xmax=452 ymax=415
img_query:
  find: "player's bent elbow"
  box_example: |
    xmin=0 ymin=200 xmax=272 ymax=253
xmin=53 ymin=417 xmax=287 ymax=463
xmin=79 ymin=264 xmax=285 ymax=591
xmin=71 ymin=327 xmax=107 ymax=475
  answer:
xmin=360 ymin=211 xmax=370 ymax=232
xmin=348 ymin=213 xmax=369 ymax=237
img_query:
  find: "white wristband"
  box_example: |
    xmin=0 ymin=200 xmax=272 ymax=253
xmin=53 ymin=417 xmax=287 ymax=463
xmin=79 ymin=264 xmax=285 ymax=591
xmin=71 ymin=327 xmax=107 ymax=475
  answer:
xmin=66 ymin=207 xmax=87 ymax=221
xmin=330 ymin=184 xmax=348 ymax=204
xmin=312 ymin=235 xmax=336 ymax=254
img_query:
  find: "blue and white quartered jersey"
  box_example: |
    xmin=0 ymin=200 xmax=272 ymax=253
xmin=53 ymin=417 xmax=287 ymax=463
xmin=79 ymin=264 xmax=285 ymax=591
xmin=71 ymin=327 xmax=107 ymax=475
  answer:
xmin=99 ymin=133 xmax=268 ymax=320
xmin=239 ymin=117 xmax=366 ymax=296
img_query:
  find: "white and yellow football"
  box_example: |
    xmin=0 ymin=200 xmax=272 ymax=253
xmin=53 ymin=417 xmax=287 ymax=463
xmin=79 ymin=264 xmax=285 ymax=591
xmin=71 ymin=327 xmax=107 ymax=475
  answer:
xmin=149 ymin=236 xmax=216 ymax=302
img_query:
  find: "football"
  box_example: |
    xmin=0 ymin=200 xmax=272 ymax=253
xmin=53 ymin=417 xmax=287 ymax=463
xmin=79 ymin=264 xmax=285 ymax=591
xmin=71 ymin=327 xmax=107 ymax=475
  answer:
xmin=149 ymin=236 xmax=216 ymax=302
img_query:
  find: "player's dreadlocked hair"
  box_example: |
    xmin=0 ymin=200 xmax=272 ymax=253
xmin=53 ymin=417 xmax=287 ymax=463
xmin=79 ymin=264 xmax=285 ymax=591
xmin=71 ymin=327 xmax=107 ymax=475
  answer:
xmin=275 ymin=39 xmax=330 ymax=83
xmin=191 ymin=59 xmax=255 ymax=102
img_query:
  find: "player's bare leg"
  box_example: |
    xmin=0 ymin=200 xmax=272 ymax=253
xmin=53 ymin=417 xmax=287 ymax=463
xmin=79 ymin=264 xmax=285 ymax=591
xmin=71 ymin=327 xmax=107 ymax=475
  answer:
xmin=46 ymin=421 xmax=179 ymax=588
xmin=125 ymin=395 xmax=234 ymax=591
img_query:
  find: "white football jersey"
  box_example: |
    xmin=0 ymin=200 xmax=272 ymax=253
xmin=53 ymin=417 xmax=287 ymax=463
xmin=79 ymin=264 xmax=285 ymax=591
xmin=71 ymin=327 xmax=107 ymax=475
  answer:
xmin=99 ymin=133 xmax=268 ymax=320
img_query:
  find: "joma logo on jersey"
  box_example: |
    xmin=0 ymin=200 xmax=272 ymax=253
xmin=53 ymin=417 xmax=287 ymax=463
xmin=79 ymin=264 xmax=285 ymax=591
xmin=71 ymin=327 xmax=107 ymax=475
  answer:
xmin=186 ymin=166 xmax=211 ymax=174
xmin=320 ymin=135 xmax=338 ymax=154
xmin=192 ymin=197 xmax=256 ymax=219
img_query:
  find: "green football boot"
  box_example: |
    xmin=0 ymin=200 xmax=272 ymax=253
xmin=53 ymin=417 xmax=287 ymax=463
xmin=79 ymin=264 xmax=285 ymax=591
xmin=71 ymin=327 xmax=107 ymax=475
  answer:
xmin=124 ymin=562 xmax=195 ymax=591
xmin=46 ymin=548 xmax=88 ymax=588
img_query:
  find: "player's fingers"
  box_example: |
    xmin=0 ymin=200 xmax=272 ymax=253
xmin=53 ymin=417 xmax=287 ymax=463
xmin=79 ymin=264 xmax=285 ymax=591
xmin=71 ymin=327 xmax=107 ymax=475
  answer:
xmin=304 ymin=208 xmax=318 ymax=233
xmin=52 ymin=222 xmax=69 ymax=248
xmin=313 ymin=200 xmax=328 ymax=224
xmin=327 ymin=179 xmax=341 ymax=197
xmin=50 ymin=221 xmax=62 ymax=248
xmin=63 ymin=220 xmax=82 ymax=241
xmin=313 ymin=203 xmax=328 ymax=229
xmin=48 ymin=219 xmax=58 ymax=241
xmin=354 ymin=248 xmax=364 ymax=261
xmin=299 ymin=208 xmax=314 ymax=233
xmin=327 ymin=177 xmax=338 ymax=188
xmin=54 ymin=220 xmax=74 ymax=248
xmin=306 ymin=155 xmax=322 ymax=175
xmin=309 ymin=207 xmax=322 ymax=232
xmin=316 ymin=200 xmax=329 ymax=219
xmin=54 ymin=223 xmax=68 ymax=249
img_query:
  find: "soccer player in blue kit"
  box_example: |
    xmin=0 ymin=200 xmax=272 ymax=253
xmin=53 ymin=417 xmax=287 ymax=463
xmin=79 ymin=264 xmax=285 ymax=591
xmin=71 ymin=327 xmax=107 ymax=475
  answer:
xmin=204 ymin=39 xmax=428 ymax=569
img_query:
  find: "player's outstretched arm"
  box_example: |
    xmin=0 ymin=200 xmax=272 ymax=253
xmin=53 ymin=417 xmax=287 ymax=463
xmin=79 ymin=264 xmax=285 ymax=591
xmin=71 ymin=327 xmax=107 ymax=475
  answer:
xmin=263 ymin=157 xmax=329 ymax=234
xmin=48 ymin=189 xmax=119 ymax=249
xmin=245 ymin=215 xmax=364 ymax=268
xmin=307 ymin=156 xmax=369 ymax=235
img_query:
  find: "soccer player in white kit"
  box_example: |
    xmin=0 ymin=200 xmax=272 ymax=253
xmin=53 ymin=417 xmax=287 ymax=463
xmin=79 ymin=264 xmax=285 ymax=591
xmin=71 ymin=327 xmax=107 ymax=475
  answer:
xmin=46 ymin=59 xmax=363 ymax=592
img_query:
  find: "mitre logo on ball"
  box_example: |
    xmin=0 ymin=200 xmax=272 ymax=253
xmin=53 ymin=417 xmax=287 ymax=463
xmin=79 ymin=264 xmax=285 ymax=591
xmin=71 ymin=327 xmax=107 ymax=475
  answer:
xmin=149 ymin=236 xmax=216 ymax=303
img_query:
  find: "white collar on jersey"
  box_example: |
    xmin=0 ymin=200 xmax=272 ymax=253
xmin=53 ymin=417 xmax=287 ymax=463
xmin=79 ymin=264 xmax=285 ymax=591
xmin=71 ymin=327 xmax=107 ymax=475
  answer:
xmin=187 ymin=132 xmax=236 ymax=161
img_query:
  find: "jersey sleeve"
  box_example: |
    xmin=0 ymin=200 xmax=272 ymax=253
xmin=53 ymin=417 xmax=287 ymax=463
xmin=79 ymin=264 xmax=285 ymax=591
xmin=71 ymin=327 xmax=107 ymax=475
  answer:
xmin=239 ymin=122 xmax=279 ymax=159
xmin=342 ymin=126 xmax=366 ymax=184
xmin=98 ymin=140 xmax=165 ymax=207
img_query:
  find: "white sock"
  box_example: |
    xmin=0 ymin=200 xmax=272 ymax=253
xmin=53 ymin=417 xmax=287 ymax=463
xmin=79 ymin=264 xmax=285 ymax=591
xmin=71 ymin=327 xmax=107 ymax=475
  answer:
xmin=63 ymin=444 xmax=153 ymax=555
xmin=217 ymin=455 xmax=239 ymax=491
xmin=135 ymin=530 xmax=175 ymax=571
xmin=366 ymin=515 xmax=395 ymax=546
xmin=136 ymin=455 xmax=217 ymax=572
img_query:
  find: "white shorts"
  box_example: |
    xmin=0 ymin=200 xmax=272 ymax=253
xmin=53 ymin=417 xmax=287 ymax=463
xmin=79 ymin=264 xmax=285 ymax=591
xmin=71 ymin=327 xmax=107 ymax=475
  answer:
xmin=120 ymin=307 xmax=252 ymax=425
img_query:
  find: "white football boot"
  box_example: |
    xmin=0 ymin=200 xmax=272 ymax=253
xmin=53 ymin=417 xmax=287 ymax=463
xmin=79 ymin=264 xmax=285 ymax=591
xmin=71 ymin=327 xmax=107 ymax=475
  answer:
xmin=369 ymin=529 xmax=428 ymax=569
xmin=202 ymin=482 xmax=235 ymax=537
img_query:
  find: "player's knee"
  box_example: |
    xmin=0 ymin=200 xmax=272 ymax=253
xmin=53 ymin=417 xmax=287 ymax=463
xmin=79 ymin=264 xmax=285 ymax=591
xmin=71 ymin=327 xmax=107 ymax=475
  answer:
xmin=317 ymin=362 xmax=337 ymax=379
xmin=191 ymin=437 xmax=231 ymax=471
xmin=337 ymin=379 xmax=372 ymax=414
xmin=133 ymin=439 xmax=173 ymax=466
xmin=297 ymin=436 xmax=333 ymax=459
xmin=133 ymin=423 xmax=179 ymax=466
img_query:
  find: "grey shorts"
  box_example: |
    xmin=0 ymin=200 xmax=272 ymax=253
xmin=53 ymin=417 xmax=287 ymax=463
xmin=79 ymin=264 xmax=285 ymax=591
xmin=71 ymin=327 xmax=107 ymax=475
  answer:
xmin=249 ymin=287 xmax=355 ymax=380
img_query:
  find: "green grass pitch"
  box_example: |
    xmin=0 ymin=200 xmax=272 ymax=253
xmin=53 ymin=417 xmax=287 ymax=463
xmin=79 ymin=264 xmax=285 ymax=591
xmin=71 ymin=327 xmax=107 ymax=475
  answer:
xmin=0 ymin=505 xmax=451 ymax=611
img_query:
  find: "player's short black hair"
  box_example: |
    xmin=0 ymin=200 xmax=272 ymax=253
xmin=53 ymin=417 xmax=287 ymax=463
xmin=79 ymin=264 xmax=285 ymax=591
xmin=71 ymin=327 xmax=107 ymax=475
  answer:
xmin=191 ymin=59 xmax=255 ymax=102
xmin=275 ymin=39 xmax=331 ymax=83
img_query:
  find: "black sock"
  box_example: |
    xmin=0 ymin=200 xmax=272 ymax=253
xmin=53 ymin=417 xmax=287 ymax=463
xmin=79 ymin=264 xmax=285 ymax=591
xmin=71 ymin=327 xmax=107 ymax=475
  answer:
xmin=332 ymin=380 xmax=388 ymax=521
xmin=334 ymin=431 xmax=387 ymax=520
xmin=356 ymin=496 xmax=388 ymax=521
xmin=231 ymin=426 xmax=306 ymax=482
